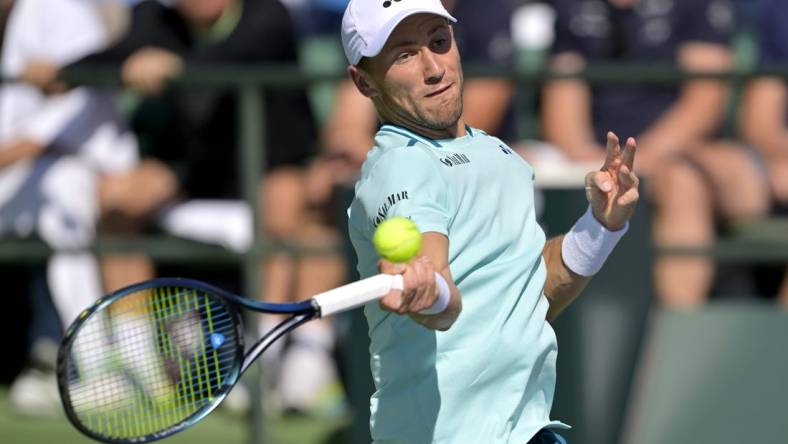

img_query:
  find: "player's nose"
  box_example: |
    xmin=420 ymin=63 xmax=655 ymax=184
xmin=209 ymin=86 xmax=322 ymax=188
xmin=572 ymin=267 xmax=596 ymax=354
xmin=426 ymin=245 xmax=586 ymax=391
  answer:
xmin=421 ymin=49 xmax=445 ymax=85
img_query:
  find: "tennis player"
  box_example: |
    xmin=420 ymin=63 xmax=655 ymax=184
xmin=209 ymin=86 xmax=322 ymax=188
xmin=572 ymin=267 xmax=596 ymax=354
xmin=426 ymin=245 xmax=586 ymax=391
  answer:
xmin=343 ymin=0 xmax=639 ymax=442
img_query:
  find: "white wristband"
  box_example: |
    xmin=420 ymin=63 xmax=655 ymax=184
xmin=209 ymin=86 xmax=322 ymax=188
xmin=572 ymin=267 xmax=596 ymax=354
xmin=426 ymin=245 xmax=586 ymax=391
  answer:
xmin=389 ymin=272 xmax=451 ymax=315
xmin=419 ymin=273 xmax=451 ymax=315
xmin=561 ymin=206 xmax=628 ymax=277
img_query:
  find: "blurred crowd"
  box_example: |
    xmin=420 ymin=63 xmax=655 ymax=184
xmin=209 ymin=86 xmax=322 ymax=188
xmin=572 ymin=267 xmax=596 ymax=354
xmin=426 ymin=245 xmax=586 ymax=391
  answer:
xmin=0 ymin=0 xmax=786 ymax=424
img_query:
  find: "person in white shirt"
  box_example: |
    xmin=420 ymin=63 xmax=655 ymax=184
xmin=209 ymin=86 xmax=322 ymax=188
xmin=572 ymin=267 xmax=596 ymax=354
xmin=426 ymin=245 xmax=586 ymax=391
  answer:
xmin=0 ymin=0 xmax=138 ymax=415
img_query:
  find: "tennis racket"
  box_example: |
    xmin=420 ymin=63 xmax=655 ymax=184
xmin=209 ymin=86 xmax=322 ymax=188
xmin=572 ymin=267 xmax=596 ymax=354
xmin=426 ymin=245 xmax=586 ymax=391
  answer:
xmin=56 ymin=274 xmax=403 ymax=443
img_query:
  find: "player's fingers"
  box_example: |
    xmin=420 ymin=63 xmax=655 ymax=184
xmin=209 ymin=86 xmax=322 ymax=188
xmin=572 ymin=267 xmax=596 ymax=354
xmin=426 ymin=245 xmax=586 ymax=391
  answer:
xmin=379 ymin=260 xmax=408 ymax=312
xmin=617 ymin=164 xmax=639 ymax=191
xmin=379 ymin=290 xmax=405 ymax=313
xmin=378 ymin=259 xmax=406 ymax=275
xmin=584 ymin=171 xmax=606 ymax=204
xmin=603 ymin=131 xmax=621 ymax=169
xmin=410 ymin=257 xmax=436 ymax=313
xmin=622 ymin=137 xmax=637 ymax=171
xmin=401 ymin=257 xmax=429 ymax=312
xmin=590 ymin=171 xmax=613 ymax=193
xmin=616 ymin=186 xmax=640 ymax=207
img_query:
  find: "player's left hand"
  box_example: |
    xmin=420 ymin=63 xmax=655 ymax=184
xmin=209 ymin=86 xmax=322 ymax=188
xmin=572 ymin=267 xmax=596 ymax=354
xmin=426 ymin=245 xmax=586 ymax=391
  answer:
xmin=585 ymin=132 xmax=639 ymax=231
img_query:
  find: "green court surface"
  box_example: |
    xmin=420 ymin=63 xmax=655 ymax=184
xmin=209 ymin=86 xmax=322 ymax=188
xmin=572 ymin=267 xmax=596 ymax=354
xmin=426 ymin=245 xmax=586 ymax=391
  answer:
xmin=0 ymin=389 xmax=347 ymax=444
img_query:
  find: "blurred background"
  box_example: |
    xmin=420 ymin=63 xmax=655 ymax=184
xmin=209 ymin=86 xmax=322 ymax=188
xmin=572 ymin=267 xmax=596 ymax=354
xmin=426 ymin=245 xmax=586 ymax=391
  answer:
xmin=1 ymin=0 xmax=787 ymax=443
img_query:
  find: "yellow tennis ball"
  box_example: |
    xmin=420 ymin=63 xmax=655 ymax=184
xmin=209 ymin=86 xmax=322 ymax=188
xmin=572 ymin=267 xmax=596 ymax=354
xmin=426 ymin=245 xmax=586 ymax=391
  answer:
xmin=373 ymin=217 xmax=422 ymax=263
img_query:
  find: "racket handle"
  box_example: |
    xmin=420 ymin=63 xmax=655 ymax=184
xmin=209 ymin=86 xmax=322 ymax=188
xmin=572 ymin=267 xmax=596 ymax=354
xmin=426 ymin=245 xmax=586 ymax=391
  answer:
xmin=314 ymin=273 xmax=402 ymax=317
xmin=313 ymin=272 xmax=451 ymax=317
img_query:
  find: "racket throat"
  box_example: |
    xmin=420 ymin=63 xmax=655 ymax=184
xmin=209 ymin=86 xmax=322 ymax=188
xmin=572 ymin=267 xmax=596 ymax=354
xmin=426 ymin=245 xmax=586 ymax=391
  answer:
xmin=239 ymin=314 xmax=312 ymax=374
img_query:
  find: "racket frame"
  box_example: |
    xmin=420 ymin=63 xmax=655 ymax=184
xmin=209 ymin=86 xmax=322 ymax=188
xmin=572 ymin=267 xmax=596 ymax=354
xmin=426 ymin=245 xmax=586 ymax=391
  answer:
xmin=57 ymin=277 xmax=319 ymax=444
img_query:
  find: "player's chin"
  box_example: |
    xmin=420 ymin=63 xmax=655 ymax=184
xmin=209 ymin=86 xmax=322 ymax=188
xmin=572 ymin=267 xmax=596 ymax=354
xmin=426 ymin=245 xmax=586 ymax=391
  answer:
xmin=421 ymin=104 xmax=462 ymax=129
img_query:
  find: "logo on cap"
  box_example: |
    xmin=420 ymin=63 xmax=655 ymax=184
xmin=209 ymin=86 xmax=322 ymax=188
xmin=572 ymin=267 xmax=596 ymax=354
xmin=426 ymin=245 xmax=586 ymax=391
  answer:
xmin=383 ymin=0 xmax=402 ymax=8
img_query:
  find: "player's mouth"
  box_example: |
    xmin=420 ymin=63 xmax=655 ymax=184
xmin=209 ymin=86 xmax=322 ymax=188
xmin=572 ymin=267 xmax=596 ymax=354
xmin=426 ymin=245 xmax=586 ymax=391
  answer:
xmin=425 ymin=83 xmax=453 ymax=98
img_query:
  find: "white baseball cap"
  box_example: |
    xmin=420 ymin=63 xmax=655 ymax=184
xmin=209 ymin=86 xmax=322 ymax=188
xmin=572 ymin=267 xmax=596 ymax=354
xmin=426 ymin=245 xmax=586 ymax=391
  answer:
xmin=341 ymin=0 xmax=457 ymax=65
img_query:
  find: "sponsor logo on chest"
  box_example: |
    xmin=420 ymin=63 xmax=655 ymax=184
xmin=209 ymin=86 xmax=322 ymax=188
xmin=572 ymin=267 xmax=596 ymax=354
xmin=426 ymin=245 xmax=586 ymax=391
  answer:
xmin=439 ymin=152 xmax=471 ymax=167
xmin=371 ymin=191 xmax=409 ymax=227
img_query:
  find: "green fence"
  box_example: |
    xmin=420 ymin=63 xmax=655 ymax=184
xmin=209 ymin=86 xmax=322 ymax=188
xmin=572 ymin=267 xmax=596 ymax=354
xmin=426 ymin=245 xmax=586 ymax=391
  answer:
xmin=2 ymin=62 xmax=788 ymax=444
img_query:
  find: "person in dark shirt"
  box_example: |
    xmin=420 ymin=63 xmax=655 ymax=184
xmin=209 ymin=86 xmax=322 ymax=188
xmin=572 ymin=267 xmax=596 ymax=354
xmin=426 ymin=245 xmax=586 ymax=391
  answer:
xmin=542 ymin=0 xmax=771 ymax=308
xmin=544 ymin=0 xmax=736 ymax=167
xmin=24 ymin=0 xmax=321 ymax=288
xmin=68 ymin=0 xmax=316 ymax=200
xmin=22 ymin=0 xmax=347 ymax=414
xmin=739 ymin=0 xmax=788 ymax=305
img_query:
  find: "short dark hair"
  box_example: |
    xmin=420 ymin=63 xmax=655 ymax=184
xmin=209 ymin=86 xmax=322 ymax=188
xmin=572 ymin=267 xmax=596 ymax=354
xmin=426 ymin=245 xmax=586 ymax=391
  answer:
xmin=357 ymin=56 xmax=372 ymax=73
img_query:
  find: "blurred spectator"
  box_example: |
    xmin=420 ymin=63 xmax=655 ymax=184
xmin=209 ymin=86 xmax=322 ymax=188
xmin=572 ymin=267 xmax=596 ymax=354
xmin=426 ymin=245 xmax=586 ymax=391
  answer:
xmin=739 ymin=0 xmax=788 ymax=305
xmin=542 ymin=0 xmax=736 ymax=172
xmin=540 ymin=0 xmax=771 ymax=309
xmin=1 ymin=0 xmax=138 ymax=415
xmin=0 ymin=0 xmax=13 ymax=48
xmin=26 ymin=0 xmax=346 ymax=415
xmin=281 ymin=0 xmax=347 ymax=36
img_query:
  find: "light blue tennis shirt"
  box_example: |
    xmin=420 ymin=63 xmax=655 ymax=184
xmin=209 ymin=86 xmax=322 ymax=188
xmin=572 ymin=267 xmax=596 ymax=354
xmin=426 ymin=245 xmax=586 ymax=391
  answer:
xmin=348 ymin=124 xmax=569 ymax=444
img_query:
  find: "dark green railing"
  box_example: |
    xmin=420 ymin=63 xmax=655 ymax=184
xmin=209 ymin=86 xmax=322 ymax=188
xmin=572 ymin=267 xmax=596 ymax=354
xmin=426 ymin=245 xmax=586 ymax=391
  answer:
xmin=3 ymin=62 xmax=788 ymax=444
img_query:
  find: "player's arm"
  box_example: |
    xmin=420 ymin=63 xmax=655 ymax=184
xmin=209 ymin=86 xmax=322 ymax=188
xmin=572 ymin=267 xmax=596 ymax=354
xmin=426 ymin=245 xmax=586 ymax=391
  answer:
xmin=543 ymin=133 xmax=639 ymax=321
xmin=542 ymin=234 xmax=590 ymax=322
xmin=378 ymin=232 xmax=462 ymax=331
xmin=541 ymin=52 xmax=606 ymax=162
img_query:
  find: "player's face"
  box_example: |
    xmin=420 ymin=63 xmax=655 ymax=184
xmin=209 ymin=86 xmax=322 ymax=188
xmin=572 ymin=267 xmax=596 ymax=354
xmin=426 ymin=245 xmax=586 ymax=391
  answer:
xmin=366 ymin=14 xmax=464 ymax=132
xmin=177 ymin=0 xmax=232 ymax=27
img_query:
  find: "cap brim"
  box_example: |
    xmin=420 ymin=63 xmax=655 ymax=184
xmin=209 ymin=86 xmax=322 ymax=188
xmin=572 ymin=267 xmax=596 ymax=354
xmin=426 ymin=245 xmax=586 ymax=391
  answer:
xmin=359 ymin=8 xmax=457 ymax=63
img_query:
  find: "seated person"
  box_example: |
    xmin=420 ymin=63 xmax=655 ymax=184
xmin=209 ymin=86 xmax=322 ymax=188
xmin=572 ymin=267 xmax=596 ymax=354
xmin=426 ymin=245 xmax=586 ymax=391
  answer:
xmin=23 ymin=0 xmax=346 ymax=414
xmin=541 ymin=0 xmax=770 ymax=308
xmin=1 ymin=0 xmax=137 ymax=415
xmin=738 ymin=0 xmax=788 ymax=305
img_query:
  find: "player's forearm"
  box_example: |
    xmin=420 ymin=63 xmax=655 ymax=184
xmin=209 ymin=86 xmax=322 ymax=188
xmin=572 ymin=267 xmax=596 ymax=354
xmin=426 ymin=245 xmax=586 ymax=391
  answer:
xmin=542 ymin=235 xmax=591 ymax=322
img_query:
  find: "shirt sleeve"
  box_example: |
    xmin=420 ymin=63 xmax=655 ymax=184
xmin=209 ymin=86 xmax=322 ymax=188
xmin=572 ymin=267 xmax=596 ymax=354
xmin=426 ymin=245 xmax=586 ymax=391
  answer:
xmin=187 ymin=0 xmax=299 ymax=64
xmin=64 ymin=1 xmax=174 ymax=69
xmin=550 ymin=0 xmax=583 ymax=56
xmin=678 ymin=0 xmax=735 ymax=46
xmin=757 ymin=0 xmax=788 ymax=65
xmin=352 ymin=146 xmax=451 ymax=239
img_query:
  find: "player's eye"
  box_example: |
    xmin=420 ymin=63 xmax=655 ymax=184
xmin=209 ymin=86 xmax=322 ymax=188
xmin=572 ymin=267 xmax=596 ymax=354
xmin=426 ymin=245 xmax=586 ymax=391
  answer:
xmin=395 ymin=52 xmax=412 ymax=63
xmin=431 ymin=35 xmax=449 ymax=52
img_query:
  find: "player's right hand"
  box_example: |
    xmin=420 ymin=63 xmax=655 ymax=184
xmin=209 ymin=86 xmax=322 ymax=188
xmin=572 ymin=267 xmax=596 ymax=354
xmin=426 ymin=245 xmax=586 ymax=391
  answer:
xmin=378 ymin=256 xmax=439 ymax=315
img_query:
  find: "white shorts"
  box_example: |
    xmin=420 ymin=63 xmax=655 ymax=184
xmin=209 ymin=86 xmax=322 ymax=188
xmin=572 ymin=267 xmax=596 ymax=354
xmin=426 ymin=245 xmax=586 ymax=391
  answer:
xmin=0 ymin=89 xmax=139 ymax=250
xmin=0 ymin=155 xmax=97 ymax=250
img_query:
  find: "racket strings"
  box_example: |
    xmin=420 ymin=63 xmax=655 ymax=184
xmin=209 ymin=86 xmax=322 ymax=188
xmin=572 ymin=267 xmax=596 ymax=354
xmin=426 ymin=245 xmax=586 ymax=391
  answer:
xmin=63 ymin=286 xmax=240 ymax=440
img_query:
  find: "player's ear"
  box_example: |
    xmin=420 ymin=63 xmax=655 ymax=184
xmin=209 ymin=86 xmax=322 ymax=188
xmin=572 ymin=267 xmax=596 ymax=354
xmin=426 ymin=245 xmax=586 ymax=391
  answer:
xmin=348 ymin=64 xmax=380 ymax=98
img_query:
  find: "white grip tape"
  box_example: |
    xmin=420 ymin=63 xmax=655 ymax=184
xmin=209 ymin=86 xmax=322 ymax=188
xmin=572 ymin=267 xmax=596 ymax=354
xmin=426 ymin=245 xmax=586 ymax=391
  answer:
xmin=418 ymin=273 xmax=451 ymax=315
xmin=314 ymin=273 xmax=400 ymax=317
xmin=312 ymin=273 xmax=450 ymax=317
